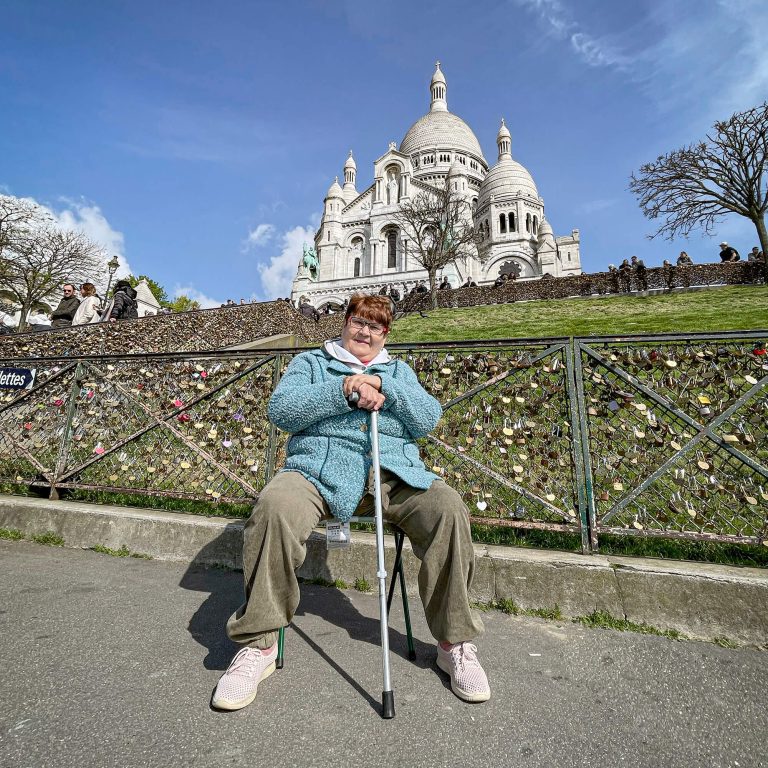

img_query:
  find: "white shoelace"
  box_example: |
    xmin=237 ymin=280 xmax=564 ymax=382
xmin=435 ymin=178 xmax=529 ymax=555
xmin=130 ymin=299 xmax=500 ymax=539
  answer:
xmin=449 ymin=642 xmax=479 ymax=669
xmin=227 ymin=647 xmax=264 ymax=678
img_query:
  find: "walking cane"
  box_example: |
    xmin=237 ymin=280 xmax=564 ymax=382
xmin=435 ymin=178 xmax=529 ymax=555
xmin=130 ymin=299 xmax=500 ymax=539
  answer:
xmin=350 ymin=392 xmax=395 ymax=719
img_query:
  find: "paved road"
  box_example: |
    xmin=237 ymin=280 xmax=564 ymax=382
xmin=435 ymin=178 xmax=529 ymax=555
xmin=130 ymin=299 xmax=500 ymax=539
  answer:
xmin=0 ymin=540 xmax=765 ymax=768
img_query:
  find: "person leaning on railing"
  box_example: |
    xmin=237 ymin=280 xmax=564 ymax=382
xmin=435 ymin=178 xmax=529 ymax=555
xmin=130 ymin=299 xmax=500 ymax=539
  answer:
xmin=72 ymin=283 xmax=102 ymax=325
xmin=212 ymin=293 xmax=490 ymax=712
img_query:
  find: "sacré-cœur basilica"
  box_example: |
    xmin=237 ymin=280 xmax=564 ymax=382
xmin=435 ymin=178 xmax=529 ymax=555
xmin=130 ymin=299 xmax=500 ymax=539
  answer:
xmin=291 ymin=63 xmax=581 ymax=309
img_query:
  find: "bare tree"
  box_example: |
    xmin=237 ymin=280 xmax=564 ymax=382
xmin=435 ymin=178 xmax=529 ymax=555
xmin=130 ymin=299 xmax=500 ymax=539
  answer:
xmin=629 ymin=102 xmax=768 ymax=281
xmin=0 ymin=195 xmax=106 ymax=331
xmin=392 ymin=182 xmax=481 ymax=309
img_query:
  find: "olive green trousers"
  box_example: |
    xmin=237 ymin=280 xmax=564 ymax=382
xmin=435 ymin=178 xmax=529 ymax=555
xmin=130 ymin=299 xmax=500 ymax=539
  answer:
xmin=226 ymin=470 xmax=484 ymax=649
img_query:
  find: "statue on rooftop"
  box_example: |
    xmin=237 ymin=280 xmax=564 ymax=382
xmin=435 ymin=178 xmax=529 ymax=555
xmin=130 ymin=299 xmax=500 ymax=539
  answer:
xmin=301 ymin=244 xmax=319 ymax=281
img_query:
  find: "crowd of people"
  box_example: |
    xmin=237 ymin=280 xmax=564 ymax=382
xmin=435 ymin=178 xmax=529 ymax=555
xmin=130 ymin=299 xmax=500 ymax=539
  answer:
xmin=605 ymin=242 xmax=765 ymax=293
xmin=40 ymin=280 xmax=139 ymax=331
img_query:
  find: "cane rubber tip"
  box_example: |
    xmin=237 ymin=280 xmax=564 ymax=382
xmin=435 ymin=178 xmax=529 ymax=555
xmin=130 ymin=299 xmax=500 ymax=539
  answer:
xmin=408 ymin=650 xmax=417 ymax=661
xmin=276 ymin=658 xmax=284 ymax=670
xmin=382 ymin=690 xmax=395 ymax=719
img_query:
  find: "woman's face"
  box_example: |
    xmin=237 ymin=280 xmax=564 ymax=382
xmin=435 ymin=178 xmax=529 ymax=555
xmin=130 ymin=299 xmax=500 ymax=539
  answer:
xmin=341 ymin=314 xmax=389 ymax=361
xmin=80 ymin=287 xmax=87 ymax=297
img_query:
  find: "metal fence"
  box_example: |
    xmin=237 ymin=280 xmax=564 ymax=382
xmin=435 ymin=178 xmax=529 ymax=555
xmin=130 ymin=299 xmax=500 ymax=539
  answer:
xmin=1 ymin=330 xmax=766 ymax=554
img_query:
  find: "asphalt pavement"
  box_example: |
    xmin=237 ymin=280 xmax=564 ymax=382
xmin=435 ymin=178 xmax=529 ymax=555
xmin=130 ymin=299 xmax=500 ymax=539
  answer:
xmin=0 ymin=540 xmax=765 ymax=768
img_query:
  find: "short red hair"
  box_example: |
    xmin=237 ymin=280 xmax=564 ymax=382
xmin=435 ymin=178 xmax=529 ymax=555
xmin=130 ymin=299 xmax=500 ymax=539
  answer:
xmin=344 ymin=293 xmax=393 ymax=330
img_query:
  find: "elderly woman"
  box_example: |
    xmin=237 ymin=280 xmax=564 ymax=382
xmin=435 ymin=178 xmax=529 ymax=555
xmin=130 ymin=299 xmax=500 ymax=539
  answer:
xmin=71 ymin=283 xmax=102 ymax=325
xmin=213 ymin=294 xmax=489 ymax=711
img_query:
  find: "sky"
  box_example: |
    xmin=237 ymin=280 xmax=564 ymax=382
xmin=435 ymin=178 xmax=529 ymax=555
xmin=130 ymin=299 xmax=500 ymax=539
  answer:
xmin=2 ymin=0 xmax=767 ymax=307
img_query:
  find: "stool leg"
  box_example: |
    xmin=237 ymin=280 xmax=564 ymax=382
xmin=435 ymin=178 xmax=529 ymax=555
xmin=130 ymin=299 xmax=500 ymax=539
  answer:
xmin=388 ymin=529 xmax=416 ymax=661
xmin=277 ymin=626 xmax=285 ymax=670
xmin=397 ymin=546 xmax=416 ymax=661
xmin=386 ymin=529 xmax=405 ymax=612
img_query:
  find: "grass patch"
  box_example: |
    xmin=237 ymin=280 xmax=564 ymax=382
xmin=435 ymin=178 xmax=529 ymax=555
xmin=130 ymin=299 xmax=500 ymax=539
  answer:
xmin=576 ymin=609 xmax=686 ymax=640
xmin=470 ymin=524 xmax=768 ymax=569
xmin=0 ymin=528 xmax=24 ymax=540
xmin=90 ymin=544 xmax=152 ymax=559
xmin=299 ymin=576 xmax=349 ymax=589
xmin=478 ymin=598 xmax=563 ymax=621
xmin=66 ymin=489 xmax=253 ymax=519
xmin=391 ymin=285 xmax=768 ymax=342
xmin=354 ymin=577 xmax=371 ymax=592
xmin=30 ymin=531 xmax=65 ymax=547
xmin=712 ymin=636 xmax=739 ymax=649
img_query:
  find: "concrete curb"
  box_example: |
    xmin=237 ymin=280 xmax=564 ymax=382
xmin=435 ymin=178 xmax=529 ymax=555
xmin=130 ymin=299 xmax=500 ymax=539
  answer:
xmin=1 ymin=495 xmax=766 ymax=646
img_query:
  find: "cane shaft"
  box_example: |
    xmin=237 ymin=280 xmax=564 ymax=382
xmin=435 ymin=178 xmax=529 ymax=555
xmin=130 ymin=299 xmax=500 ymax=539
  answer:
xmin=370 ymin=410 xmax=394 ymax=707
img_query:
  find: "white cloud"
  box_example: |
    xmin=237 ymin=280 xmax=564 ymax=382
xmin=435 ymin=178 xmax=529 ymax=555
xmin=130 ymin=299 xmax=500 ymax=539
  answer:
xmin=569 ymin=32 xmax=627 ymax=69
xmin=256 ymin=224 xmax=315 ymax=300
xmin=243 ymin=223 xmax=275 ymax=250
xmin=51 ymin=198 xmax=132 ymax=277
xmin=512 ymin=0 xmax=627 ymax=69
xmin=170 ymin=284 xmax=223 ymax=309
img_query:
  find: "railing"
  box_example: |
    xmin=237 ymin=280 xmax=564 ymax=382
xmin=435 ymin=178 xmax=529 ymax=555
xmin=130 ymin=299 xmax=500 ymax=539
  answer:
xmin=1 ymin=330 xmax=766 ymax=553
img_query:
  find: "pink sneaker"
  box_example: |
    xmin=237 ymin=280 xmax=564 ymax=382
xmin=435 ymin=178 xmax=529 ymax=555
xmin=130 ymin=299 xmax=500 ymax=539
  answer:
xmin=212 ymin=646 xmax=277 ymax=711
xmin=436 ymin=642 xmax=491 ymax=703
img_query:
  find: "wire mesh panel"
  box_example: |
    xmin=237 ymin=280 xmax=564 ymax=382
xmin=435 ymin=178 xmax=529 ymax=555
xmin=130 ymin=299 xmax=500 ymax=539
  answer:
xmin=577 ymin=333 xmax=768 ymax=547
xmin=390 ymin=342 xmax=584 ymax=542
xmin=0 ymin=362 xmax=79 ymax=487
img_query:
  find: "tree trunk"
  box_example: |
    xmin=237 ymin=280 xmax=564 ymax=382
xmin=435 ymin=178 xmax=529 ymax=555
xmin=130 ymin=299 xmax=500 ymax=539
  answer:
xmin=428 ymin=268 xmax=438 ymax=310
xmin=17 ymin=302 xmax=31 ymax=333
xmin=753 ymin=214 xmax=768 ymax=284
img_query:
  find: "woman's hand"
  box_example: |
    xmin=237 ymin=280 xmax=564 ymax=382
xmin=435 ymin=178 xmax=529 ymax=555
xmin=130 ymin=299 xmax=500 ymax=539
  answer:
xmin=343 ymin=374 xmax=381 ymax=398
xmin=353 ymin=382 xmax=385 ymax=411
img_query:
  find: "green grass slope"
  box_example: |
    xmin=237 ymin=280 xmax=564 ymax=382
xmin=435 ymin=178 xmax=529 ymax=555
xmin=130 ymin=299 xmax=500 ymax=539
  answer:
xmin=391 ymin=285 xmax=768 ymax=343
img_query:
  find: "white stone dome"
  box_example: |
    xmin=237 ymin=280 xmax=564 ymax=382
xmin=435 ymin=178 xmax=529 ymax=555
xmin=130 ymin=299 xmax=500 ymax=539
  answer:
xmin=478 ymin=156 xmax=539 ymax=208
xmin=400 ymin=111 xmax=485 ymax=161
xmin=326 ymin=176 xmax=343 ymax=198
xmin=344 ymin=151 xmax=356 ymax=171
xmin=537 ymin=217 xmax=553 ymax=238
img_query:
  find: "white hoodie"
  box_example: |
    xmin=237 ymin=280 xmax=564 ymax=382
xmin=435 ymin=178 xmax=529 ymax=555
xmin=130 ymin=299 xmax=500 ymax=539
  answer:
xmin=323 ymin=338 xmax=391 ymax=372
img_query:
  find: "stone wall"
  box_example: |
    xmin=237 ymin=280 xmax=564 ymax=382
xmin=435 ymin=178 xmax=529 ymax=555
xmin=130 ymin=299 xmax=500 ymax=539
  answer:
xmin=398 ymin=261 xmax=762 ymax=312
xmin=0 ymin=300 xmax=344 ymax=359
xmin=0 ymin=262 xmax=761 ymax=360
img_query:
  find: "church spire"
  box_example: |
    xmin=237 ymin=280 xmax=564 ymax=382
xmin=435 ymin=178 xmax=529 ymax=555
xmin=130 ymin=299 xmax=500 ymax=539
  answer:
xmin=430 ymin=61 xmax=447 ymax=113
xmin=497 ymin=118 xmax=511 ymax=159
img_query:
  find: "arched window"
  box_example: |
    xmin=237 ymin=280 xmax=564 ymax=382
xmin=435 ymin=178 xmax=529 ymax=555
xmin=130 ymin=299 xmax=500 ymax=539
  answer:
xmin=354 ymin=258 xmax=361 ymax=277
xmin=533 ymin=215 xmax=539 ymax=234
xmin=499 ymin=214 xmax=507 ymax=234
xmin=387 ymin=230 xmax=397 ymax=269
xmin=525 ymin=213 xmax=531 ymax=233
xmin=484 ymin=220 xmax=490 ymax=239
xmin=508 ymin=212 xmax=516 ymax=232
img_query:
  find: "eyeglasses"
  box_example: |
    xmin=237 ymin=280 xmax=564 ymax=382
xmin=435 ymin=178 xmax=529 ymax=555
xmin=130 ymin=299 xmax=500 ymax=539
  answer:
xmin=348 ymin=316 xmax=387 ymax=335
xmin=63 ymin=289 xmax=73 ymax=294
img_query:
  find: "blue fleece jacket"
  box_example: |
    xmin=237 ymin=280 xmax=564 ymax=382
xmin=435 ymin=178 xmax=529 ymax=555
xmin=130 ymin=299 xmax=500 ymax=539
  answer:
xmin=267 ymin=347 xmax=442 ymax=522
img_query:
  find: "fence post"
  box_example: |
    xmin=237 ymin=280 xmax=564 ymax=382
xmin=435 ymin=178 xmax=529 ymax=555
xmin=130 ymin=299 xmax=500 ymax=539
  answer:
xmin=264 ymin=353 xmax=282 ymax=482
xmin=565 ymin=340 xmax=591 ymax=554
xmin=49 ymin=361 xmax=83 ymax=500
xmin=571 ymin=340 xmax=599 ymax=552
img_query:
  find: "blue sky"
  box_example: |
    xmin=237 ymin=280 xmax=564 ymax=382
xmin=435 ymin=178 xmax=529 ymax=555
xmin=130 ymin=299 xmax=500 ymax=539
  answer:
xmin=2 ymin=0 xmax=767 ymax=306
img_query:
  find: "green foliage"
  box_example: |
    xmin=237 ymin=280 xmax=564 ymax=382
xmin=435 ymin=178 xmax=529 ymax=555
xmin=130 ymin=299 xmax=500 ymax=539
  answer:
xmin=31 ymin=531 xmax=65 ymax=546
xmin=469 ymin=525 xmax=768 ymax=569
xmin=0 ymin=528 xmax=24 ymax=540
xmin=165 ymin=294 xmax=201 ymax=313
xmin=712 ymin=636 xmax=739 ymax=649
xmin=353 ymin=577 xmax=371 ymax=592
xmin=90 ymin=543 xmax=152 ymax=559
xmin=126 ymin=274 xmax=168 ymax=305
xmin=391 ymin=286 xmax=768 ymax=342
xmin=576 ymin=610 xmax=686 ymax=640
